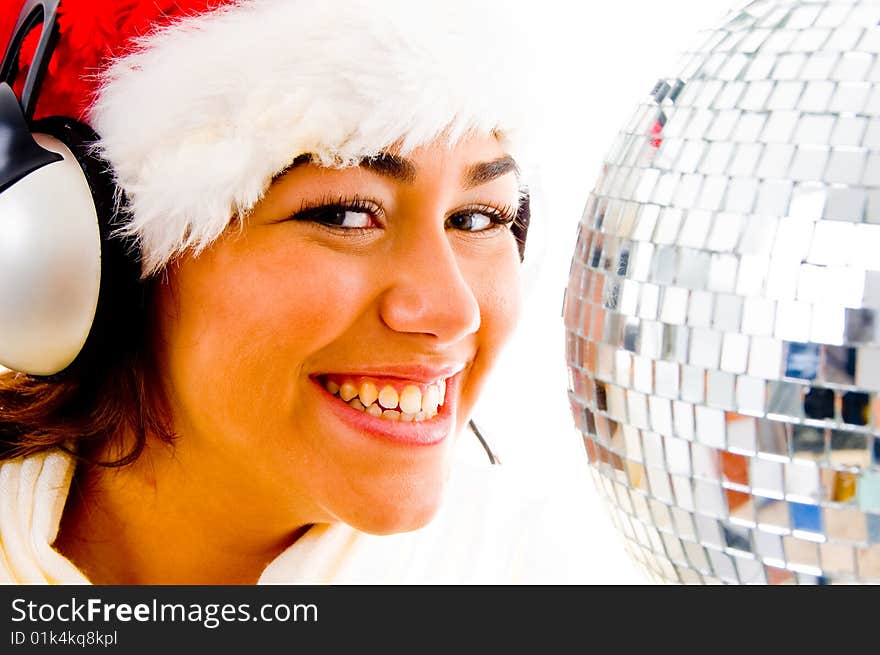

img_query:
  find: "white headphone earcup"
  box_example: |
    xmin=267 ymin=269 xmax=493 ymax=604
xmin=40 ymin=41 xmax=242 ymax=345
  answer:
xmin=0 ymin=133 xmax=101 ymax=376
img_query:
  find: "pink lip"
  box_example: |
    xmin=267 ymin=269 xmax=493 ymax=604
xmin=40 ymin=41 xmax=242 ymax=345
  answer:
xmin=310 ymin=371 xmax=461 ymax=446
xmin=313 ymin=362 xmax=465 ymax=384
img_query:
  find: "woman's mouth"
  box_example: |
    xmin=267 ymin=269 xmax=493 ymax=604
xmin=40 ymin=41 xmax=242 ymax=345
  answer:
xmin=318 ymin=375 xmax=446 ymax=422
xmin=310 ymin=367 xmax=463 ymax=445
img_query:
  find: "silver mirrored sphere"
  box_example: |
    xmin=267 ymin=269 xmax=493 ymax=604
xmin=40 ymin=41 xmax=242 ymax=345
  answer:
xmin=564 ymin=0 xmax=880 ymax=584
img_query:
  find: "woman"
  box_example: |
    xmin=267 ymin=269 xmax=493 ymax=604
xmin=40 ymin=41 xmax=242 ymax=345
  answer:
xmin=0 ymin=0 xmax=540 ymax=584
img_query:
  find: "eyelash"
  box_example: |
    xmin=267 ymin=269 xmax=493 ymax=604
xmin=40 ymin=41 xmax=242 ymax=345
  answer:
xmin=281 ymin=195 xmax=517 ymax=234
xmin=447 ymin=203 xmax=518 ymax=234
xmin=285 ymin=194 xmax=384 ymax=230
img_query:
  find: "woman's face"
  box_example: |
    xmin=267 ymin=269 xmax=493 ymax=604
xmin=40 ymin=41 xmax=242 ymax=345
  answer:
xmin=151 ymin=134 xmax=523 ymax=535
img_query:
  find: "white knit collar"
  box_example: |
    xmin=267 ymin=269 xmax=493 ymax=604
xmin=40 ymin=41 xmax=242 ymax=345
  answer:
xmin=0 ymin=448 xmax=511 ymax=584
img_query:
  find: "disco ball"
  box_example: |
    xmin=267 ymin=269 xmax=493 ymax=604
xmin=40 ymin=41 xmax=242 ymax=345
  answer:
xmin=564 ymin=0 xmax=880 ymax=584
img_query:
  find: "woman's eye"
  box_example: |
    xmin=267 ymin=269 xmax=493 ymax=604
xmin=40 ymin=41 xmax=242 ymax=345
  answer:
xmin=310 ymin=207 xmax=373 ymax=228
xmin=446 ymin=212 xmax=495 ymax=232
xmin=281 ymin=197 xmax=383 ymax=229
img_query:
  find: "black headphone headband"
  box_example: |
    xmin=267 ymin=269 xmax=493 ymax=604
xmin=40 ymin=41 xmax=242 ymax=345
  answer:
xmin=0 ymin=82 xmax=61 ymax=193
xmin=1 ymin=0 xmax=61 ymax=120
xmin=0 ymin=2 xmax=64 ymax=194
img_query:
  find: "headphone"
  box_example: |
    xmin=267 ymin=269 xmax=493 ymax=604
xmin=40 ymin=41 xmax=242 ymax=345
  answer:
xmin=0 ymin=0 xmax=502 ymax=464
xmin=0 ymin=0 xmax=107 ymax=377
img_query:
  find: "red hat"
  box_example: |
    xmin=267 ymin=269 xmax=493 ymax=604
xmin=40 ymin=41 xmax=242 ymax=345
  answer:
xmin=2 ymin=1 xmax=237 ymax=121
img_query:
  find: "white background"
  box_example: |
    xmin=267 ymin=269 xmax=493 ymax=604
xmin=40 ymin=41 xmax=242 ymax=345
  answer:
xmin=471 ymin=0 xmax=737 ymax=583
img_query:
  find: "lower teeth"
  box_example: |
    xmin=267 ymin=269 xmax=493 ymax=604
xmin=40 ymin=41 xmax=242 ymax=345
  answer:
xmin=342 ymin=393 xmax=439 ymax=422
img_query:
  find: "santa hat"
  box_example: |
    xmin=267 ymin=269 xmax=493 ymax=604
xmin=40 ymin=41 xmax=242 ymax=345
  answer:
xmin=1 ymin=0 xmax=536 ymax=277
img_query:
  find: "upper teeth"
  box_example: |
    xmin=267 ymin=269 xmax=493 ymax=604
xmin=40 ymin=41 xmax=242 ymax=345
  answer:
xmin=399 ymin=386 xmax=421 ymax=414
xmin=359 ymin=382 xmax=378 ymax=407
xmin=322 ymin=377 xmax=447 ymax=421
xmin=378 ymin=385 xmax=399 ymax=409
xmin=339 ymin=382 xmax=358 ymax=402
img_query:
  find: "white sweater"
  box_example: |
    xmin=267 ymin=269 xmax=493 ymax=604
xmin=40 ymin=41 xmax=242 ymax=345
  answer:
xmin=0 ymin=448 xmax=556 ymax=584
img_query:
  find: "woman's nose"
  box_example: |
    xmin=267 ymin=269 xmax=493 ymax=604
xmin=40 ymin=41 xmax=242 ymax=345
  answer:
xmin=378 ymin=228 xmax=481 ymax=343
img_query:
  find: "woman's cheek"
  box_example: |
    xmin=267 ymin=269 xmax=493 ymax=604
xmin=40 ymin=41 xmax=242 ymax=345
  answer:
xmin=455 ymin=248 xmax=523 ymax=411
xmin=156 ymin=241 xmax=366 ymax=425
xmin=467 ymin=244 xmax=523 ymax=343
xmin=193 ymin=238 xmax=367 ymax=343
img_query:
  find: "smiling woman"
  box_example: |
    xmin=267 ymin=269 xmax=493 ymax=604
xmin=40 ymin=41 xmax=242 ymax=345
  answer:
xmin=0 ymin=0 xmax=545 ymax=584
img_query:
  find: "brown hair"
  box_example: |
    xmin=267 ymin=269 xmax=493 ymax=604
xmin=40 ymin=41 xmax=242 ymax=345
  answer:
xmin=0 ymin=340 xmax=170 ymax=467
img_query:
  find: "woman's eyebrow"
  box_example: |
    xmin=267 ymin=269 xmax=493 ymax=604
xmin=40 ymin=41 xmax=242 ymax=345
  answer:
xmin=463 ymin=155 xmax=519 ymax=189
xmin=298 ymin=152 xmax=518 ymax=187
xmin=279 ymin=153 xmax=418 ymax=183
xmin=360 ymin=153 xmax=417 ymax=183
xmin=359 ymin=153 xmax=518 ymax=188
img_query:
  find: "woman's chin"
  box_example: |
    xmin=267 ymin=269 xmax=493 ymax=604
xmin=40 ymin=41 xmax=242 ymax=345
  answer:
xmin=337 ymin=498 xmax=445 ymax=536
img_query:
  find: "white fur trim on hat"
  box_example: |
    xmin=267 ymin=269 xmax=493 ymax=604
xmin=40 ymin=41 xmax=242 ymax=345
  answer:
xmin=89 ymin=0 xmax=536 ymax=277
